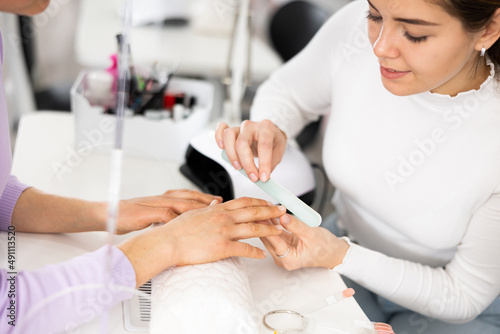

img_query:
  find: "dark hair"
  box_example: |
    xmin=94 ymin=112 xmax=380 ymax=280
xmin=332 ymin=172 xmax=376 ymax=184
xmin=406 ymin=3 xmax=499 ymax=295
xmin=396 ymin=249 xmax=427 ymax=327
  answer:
xmin=428 ymin=0 xmax=500 ymax=74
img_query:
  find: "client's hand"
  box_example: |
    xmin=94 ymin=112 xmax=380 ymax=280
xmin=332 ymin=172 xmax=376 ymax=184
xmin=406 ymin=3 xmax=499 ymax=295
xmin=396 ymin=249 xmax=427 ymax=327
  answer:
xmin=166 ymin=198 xmax=287 ymax=266
xmin=117 ymin=197 xmax=286 ymax=287
xmin=114 ymin=189 xmax=222 ymax=234
xmin=260 ymin=214 xmax=350 ymax=270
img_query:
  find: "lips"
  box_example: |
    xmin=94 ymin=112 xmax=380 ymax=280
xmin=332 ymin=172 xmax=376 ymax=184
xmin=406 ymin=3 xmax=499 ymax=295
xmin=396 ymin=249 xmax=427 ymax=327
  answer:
xmin=380 ymin=65 xmax=411 ymax=79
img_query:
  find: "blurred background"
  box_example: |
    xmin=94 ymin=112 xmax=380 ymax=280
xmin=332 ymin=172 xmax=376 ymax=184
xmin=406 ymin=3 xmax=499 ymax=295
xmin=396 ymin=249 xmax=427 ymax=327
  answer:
xmin=0 ymin=0 xmax=352 ymax=218
xmin=1 ymin=0 xmax=350 ymax=139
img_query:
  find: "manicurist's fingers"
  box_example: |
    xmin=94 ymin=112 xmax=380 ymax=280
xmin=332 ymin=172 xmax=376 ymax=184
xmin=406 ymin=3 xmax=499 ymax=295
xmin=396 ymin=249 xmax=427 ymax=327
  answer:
xmin=215 ymin=122 xmax=230 ymax=149
xmin=280 ymin=214 xmax=313 ymax=238
xmin=256 ymin=121 xmax=276 ymax=182
xmin=260 ymin=234 xmax=290 ymax=260
xmin=222 ymin=126 xmax=242 ymax=170
xmin=235 ymin=120 xmax=260 ymax=182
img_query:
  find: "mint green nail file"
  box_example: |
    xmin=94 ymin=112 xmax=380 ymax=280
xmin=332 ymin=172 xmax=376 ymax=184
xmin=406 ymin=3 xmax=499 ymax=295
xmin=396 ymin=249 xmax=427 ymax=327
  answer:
xmin=221 ymin=150 xmax=322 ymax=227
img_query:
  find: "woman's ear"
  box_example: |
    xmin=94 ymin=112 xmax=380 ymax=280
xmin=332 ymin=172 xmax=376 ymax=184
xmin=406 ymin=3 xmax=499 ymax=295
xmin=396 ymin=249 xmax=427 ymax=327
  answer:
xmin=475 ymin=8 xmax=500 ymax=52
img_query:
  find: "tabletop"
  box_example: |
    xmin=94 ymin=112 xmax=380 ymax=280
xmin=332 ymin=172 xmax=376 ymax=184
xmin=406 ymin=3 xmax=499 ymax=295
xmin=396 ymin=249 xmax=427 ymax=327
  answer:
xmin=4 ymin=112 xmax=369 ymax=333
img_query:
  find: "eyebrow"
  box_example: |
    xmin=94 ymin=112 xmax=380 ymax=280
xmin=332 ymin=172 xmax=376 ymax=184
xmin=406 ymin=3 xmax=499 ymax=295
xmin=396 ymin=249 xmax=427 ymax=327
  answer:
xmin=367 ymin=0 xmax=440 ymax=26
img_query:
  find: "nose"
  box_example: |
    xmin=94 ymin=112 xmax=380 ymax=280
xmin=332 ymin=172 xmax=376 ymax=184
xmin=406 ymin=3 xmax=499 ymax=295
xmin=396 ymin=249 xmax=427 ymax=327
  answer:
xmin=372 ymin=25 xmax=400 ymax=59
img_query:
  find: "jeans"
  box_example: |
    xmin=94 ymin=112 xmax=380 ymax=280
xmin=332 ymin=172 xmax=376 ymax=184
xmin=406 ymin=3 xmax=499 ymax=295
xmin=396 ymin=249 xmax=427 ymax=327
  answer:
xmin=321 ymin=213 xmax=500 ymax=334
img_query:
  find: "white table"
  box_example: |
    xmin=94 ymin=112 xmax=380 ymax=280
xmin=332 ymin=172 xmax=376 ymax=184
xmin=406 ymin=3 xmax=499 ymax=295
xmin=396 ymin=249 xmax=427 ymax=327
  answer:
xmin=75 ymin=0 xmax=283 ymax=82
xmin=5 ymin=113 xmax=369 ymax=333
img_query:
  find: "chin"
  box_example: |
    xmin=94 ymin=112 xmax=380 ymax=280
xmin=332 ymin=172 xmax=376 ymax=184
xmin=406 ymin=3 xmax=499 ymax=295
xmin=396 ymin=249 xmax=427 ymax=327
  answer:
xmin=381 ymin=78 xmax=420 ymax=97
xmin=21 ymin=0 xmax=50 ymax=15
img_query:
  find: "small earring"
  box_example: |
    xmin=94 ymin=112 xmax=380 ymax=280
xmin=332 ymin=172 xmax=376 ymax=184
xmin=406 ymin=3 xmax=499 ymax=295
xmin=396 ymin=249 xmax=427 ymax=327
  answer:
xmin=480 ymin=46 xmax=486 ymax=57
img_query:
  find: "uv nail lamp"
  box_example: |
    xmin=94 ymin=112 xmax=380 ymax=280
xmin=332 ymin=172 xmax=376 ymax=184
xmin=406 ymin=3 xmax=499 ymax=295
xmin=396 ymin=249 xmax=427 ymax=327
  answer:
xmin=180 ymin=130 xmax=316 ymax=207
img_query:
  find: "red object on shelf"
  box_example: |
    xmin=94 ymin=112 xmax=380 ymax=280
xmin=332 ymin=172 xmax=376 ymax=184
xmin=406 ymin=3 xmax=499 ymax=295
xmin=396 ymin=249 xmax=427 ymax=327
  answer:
xmin=163 ymin=94 xmax=176 ymax=109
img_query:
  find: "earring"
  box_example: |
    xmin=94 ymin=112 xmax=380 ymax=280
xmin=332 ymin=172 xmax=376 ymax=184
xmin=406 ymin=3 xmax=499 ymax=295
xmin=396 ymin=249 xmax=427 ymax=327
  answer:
xmin=480 ymin=46 xmax=486 ymax=57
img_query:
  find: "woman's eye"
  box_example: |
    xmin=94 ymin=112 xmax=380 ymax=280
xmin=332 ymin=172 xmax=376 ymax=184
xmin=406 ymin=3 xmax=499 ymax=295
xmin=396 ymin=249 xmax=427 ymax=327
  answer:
xmin=366 ymin=10 xmax=428 ymax=44
xmin=366 ymin=11 xmax=382 ymax=23
xmin=404 ymin=32 xmax=428 ymax=43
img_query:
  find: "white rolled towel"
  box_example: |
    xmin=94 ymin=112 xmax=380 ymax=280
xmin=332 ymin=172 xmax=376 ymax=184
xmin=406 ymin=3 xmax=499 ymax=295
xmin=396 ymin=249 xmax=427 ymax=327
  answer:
xmin=150 ymin=257 xmax=258 ymax=334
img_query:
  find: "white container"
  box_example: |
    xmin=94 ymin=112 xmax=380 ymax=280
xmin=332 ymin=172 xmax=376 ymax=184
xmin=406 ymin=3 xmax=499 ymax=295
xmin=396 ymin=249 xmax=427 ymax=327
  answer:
xmin=71 ymin=71 xmax=214 ymax=162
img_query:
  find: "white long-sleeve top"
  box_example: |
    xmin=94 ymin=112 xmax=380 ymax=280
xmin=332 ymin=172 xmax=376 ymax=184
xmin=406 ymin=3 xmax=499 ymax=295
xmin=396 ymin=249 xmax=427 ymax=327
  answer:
xmin=251 ymin=0 xmax=500 ymax=323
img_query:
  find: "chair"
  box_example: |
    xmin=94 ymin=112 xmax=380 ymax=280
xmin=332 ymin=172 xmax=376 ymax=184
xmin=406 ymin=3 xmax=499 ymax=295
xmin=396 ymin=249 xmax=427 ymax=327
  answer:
xmin=268 ymin=0 xmax=330 ymax=148
xmin=269 ymin=0 xmax=330 ymax=62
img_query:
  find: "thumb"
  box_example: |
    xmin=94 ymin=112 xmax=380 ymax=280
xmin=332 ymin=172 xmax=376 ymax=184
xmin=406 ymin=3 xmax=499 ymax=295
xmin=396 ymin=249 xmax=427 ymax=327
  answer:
xmin=280 ymin=213 xmax=312 ymax=236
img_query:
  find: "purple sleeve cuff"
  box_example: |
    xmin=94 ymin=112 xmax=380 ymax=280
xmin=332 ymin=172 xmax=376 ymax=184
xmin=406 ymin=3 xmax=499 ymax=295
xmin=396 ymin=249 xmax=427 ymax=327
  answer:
xmin=0 ymin=245 xmax=137 ymax=333
xmin=0 ymin=175 xmax=30 ymax=231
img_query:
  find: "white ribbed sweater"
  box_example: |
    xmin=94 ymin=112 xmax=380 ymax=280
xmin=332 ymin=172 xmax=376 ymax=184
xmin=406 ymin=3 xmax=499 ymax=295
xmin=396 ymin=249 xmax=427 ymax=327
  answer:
xmin=251 ymin=0 xmax=500 ymax=322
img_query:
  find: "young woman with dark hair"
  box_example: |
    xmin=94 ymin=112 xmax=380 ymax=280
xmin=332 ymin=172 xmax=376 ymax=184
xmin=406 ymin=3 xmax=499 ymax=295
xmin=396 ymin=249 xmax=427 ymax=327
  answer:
xmin=217 ymin=0 xmax=500 ymax=332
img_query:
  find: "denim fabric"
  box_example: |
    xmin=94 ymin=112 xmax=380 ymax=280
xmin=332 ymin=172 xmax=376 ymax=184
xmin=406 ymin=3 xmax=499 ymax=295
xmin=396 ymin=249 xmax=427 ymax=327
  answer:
xmin=323 ymin=212 xmax=500 ymax=333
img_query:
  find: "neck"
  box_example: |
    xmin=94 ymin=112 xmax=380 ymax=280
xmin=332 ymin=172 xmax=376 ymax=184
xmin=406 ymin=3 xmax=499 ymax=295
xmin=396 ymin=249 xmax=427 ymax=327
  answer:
xmin=431 ymin=56 xmax=491 ymax=97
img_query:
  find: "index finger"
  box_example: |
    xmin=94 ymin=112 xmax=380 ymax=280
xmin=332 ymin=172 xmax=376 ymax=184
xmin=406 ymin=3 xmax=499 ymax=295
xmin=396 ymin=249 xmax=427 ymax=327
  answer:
xmin=235 ymin=120 xmax=260 ymax=182
xmin=256 ymin=122 xmax=276 ymax=182
xmin=215 ymin=122 xmax=229 ymax=149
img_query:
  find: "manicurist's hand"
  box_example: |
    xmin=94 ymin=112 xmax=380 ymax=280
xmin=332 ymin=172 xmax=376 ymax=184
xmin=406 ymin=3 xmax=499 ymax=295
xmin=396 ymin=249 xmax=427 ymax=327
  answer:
xmin=215 ymin=120 xmax=287 ymax=182
xmin=113 ymin=189 xmax=222 ymax=234
xmin=260 ymin=214 xmax=350 ymax=271
xmin=117 ymin=197 xmax=287 ymax=287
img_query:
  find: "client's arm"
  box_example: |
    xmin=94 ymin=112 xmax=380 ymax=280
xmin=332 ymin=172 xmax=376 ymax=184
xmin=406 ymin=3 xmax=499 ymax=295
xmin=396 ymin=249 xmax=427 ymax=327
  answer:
xmin=10 ymin=187 xmax=221 ymax=234
xmin=0 ymin=197 xmax=285 ymax=333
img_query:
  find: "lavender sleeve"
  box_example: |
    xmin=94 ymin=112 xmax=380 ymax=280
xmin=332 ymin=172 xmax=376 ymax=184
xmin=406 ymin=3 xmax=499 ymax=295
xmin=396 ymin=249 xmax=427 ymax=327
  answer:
xmin=0 ymin=24 xmax=30 ymax=232
xmin=0 ymin=176 xmax=30 ymax=232
xmin=0 ymin=29 xmax=137 ymax=333
xmin=0 ymin=246 xmax=136 ymax=333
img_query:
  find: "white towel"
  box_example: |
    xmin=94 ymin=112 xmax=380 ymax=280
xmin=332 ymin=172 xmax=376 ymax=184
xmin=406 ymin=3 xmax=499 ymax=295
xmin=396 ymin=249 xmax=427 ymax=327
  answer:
xmin=150 ymin=257 xmax=258 ymax=334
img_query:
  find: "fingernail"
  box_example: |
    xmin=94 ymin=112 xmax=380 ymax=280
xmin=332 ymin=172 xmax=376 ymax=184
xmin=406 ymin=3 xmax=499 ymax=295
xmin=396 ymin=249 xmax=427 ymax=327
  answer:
xmin=278 ymin=205 xmax=287 ymax=212
xmin=260 ymin=172 xmax=268 ymax=182
xmin=343 ymin=288 xmax=355 ymax=298
xmin=233 ymin=161 xmax=241 ymax=169
xmin=210 ymin=200 xmax=219 ymax=206
xmin=218 ymin=140 xmax=224 ymax=149
xmin=275 ymin=224 xmax=284 ymax=230
xmin=282 ymin=214 xmax=290 ymax=224
xmin=262 ymin=251 xmax=267 ymax=258
xmin=267 ymin=201 xmax=274 ymax=206
xmin=249 ymin=173 xmax=258 ymax=182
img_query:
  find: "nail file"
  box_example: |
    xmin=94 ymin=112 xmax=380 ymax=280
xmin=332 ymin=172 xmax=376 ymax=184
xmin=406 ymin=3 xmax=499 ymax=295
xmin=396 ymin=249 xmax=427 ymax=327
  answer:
xmin=221 ymin=150 xmax=322 ymax=227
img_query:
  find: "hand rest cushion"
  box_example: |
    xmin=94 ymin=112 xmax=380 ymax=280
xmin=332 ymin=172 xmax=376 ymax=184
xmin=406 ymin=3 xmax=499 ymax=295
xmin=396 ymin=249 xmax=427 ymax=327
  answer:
xmin=150 ymin=257 xmax=258 ymax=333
